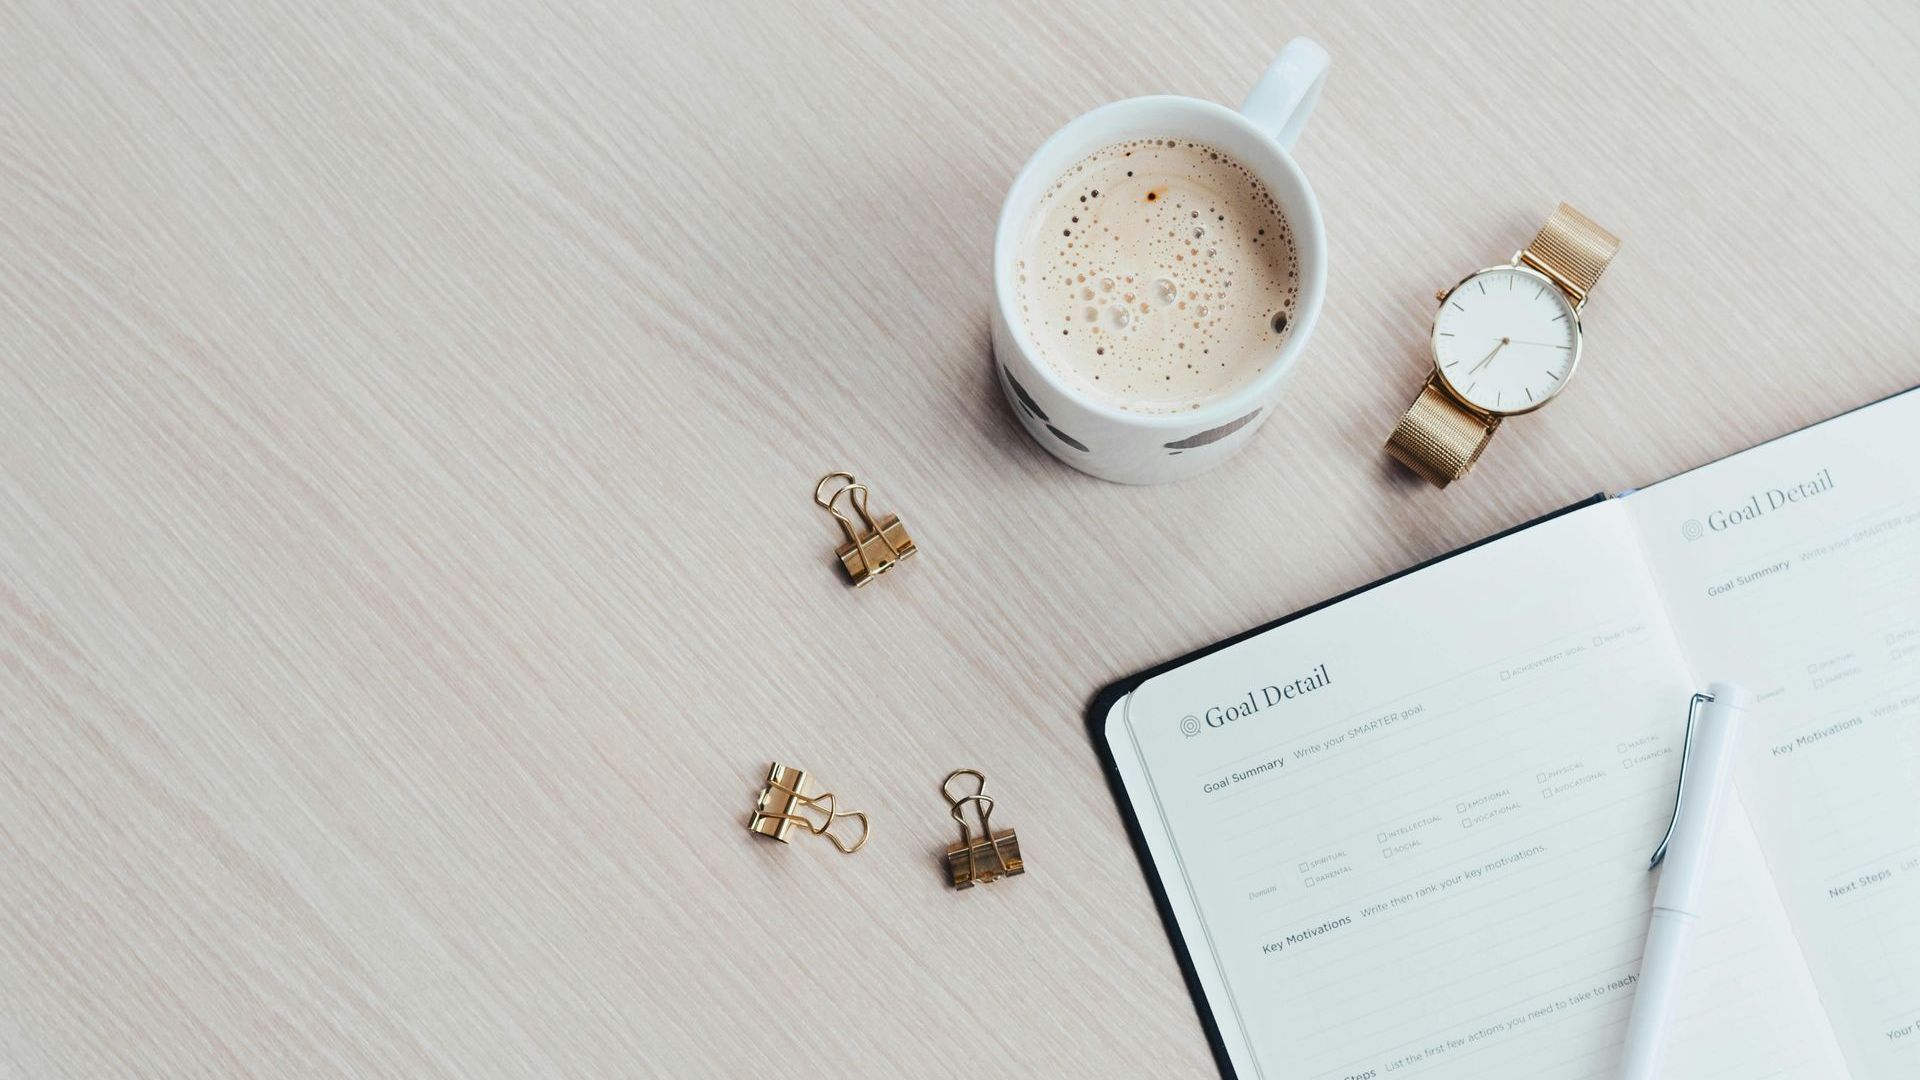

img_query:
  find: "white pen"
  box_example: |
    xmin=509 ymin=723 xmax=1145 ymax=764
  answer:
xmin=1617 ymin=681 xmax=1753 ymax=1080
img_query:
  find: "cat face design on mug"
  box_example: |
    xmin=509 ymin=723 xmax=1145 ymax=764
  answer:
xmin=1000 ymin=363 xmax=1262 ymax=457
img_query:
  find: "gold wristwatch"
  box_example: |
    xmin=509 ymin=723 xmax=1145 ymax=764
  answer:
xmin=1385 ymin=204 xmax=1620 ymax=487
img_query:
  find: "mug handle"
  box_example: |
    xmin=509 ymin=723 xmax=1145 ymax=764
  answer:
xmin=1238 ymin=38 xmax=1329 ymax=152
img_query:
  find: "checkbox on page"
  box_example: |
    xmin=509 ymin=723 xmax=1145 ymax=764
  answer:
xmin=1455 ymin=802 xmax=1467 ymax=813
xmin=1542 ymin=787 xmax=1555 ymax=799
xmin=1535 ymin=772 xmax=1547 ymax=783
xmin=1461 ymin=818 xmax=1474 ymax=829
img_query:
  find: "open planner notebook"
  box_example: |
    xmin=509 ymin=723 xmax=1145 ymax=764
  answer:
xmin=1093 ymin=388 xmax=1919 ymax=1079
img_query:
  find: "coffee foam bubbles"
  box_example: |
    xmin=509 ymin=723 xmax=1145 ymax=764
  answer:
xmin=1014 ymin=139 xmax=1300 ymax=414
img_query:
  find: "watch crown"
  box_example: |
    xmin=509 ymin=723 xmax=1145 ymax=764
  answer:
xmin=1434 ymin=288 xmax=1449 ymax=303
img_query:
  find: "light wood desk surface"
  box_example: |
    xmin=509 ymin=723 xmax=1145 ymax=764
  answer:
xmin=4 ymin=1 xmax=1917 ymax=1075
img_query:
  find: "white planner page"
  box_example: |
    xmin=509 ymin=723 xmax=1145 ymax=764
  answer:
xmin=1107 ymin=499 xmax=1846 ymax=1079
xmin=1627 ymin=389 xmax=1920 ymax=1077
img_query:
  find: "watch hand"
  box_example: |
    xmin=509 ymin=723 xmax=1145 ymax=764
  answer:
xmin=1509 ymin=339 xmax=1570 ymax=349
xmin=1469 ymin=337 xmax=1510 ymax=374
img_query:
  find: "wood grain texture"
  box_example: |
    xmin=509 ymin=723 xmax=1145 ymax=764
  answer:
xmin=3 ymin=1 xmax=1917 ymax=1075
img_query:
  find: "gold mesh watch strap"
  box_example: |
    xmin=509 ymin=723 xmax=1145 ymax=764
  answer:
xmin=1518 ymin=203 xmax=1620 ymax=303
xmin=1385 ymin=377 xmax=1500 ymax=487
xmin=1386 ymin=204 xmax=1616 ymax=487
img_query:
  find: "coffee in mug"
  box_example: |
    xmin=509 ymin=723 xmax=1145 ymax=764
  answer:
xmin=1013 ymin=139 xmax=1301 ymax=415
xmin=990 ymin=38 xmax=1329 ymax=484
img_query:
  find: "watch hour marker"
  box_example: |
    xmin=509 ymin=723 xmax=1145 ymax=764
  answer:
xmin=1477 ymin=281 xmax=1486 ymax=294
xmin=1551 ymin=313 xmax=1567 ymax=322
xmin=1535 ymin=285 xmax=1546 ymax=299
xmin=1525 ymin=388 xmax=1534 ymax=402
xmin=1450 ymin=302 xmax=1464 ymax=311
xmin=1496 ymin=391 xmax=1504 ymax=406
xmin=1439 ymin=331 xmax=1455 ymax=336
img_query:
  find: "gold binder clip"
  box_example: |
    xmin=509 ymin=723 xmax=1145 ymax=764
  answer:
xmin=747 ymin=762 xmax=869 ymax=854
xmin=941 ymin=769 xmax=1025 ymax=888
xmin=814 ymin=471 xmax=916 ymax=586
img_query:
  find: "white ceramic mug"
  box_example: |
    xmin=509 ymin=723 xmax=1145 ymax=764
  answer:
xmin=990 ymin=39 xmax=1329 ymax=484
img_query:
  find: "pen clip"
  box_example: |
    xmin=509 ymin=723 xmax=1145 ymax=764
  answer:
xmin=1649 ymin=691 xmax=1714 ymax=871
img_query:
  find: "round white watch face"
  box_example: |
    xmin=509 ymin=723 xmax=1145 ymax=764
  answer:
xmin=1431 ymin=267 xmax=1580 ymax=415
